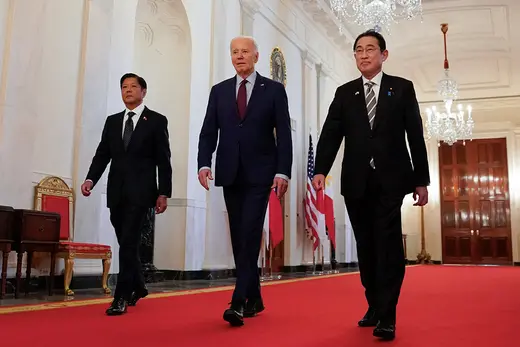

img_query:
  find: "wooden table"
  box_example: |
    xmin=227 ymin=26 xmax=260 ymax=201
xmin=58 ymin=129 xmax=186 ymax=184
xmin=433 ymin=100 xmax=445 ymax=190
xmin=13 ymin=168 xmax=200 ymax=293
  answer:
xmin=0 ymin=205 xmax=15 ymax=299
xmin=12 ymin=209 xmax=60 ymax=298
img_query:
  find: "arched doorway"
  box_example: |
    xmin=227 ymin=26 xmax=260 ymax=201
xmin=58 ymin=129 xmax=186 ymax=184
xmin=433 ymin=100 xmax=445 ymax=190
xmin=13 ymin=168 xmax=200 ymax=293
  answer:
xmin=133 ymin=0 xmax=192 ymax=270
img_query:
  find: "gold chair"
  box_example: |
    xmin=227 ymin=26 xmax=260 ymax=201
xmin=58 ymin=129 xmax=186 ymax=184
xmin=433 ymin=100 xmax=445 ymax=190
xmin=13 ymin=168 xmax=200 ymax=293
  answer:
xmin=34 ymin=176 xmax=112 ymax=296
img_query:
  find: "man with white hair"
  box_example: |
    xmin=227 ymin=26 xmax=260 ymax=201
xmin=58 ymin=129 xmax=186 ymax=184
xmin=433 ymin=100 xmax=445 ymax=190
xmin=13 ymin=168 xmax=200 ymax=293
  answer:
xmin=197 ymin=36 xmax=293 ymax=327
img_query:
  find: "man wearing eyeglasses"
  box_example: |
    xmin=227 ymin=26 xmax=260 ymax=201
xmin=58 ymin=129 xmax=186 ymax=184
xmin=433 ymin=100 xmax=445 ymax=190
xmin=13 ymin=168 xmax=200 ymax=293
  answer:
xmin=312 ymin=30 xmax=430 ymax=341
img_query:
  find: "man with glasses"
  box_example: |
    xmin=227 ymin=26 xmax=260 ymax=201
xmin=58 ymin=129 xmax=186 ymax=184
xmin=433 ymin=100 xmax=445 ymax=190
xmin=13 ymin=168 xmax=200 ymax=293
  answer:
xmin=312 ymin=30 xmax=430 ymax=340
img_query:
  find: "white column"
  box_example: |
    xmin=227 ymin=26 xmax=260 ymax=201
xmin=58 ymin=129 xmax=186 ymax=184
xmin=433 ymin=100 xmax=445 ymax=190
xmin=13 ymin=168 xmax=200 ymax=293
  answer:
xmin=179 ymin=0 xmax=213 ymax=271
xmin=73 ymin=0 xmax=139 ymax=275
xmin=202 ymin=0 xmax=242 ymax=270
xmin=300 ymin=49 xmax=320 ymax=265
xmin=240 ymin=0 xmax=261 ymax=36
xmin=0 ymin=0 xmax=14 ymax=143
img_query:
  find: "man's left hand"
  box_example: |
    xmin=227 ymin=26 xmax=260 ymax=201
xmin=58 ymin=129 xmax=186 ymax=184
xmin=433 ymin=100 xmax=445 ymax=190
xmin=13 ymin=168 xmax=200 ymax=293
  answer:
xmin=413 ymin=186 xmax=428 ymax=207
xmin=156 ymin=195 xmax=168 ymax=214
xmin=272 ymin=177 xmax=288 ymax=199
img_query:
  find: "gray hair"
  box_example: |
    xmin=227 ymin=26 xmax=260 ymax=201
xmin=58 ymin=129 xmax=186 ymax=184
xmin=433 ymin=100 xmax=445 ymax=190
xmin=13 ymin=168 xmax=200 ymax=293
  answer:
xmin=230 ymin=36 xmax=259 ymax=52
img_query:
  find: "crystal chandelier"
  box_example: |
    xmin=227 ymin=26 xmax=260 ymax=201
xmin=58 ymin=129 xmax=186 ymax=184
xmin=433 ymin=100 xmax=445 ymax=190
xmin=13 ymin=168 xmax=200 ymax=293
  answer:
xmin=424 ymin=24 xmax=474 ymax=146
xmin=328 ymin=0 xmax=423 ymax=32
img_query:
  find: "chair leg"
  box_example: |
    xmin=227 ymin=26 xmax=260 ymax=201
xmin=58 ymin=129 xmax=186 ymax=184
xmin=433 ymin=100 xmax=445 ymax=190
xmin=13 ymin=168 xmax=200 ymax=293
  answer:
xmin=64 ymin=256 xmax=74 ymax=296
xmin=25 ymin=252 xmax=33 ymax=296
xmin=102 ymin=258 xmax=111 ymax=295
xmin=1 ymin=251 xmax=8 ymax=299
xmin=15 ymin=252 xmax=23 ymax=299
xmin=49 ymin=252 xmax=56 ymax=296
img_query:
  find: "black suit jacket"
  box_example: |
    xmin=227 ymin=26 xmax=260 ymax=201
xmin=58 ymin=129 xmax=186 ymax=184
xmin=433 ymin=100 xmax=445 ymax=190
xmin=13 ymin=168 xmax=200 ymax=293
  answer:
xmin=314 ymin=73 xmax=429 ymax=199
xmin=197 ymin=73 xmax=293 ymax=187
xmin=86 ymin=107 xmax=172 ymax=208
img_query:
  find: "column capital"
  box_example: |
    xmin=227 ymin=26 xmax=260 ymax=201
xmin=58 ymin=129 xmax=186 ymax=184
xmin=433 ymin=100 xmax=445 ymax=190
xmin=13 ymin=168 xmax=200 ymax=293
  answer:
xmin=241 ymin=0 xmax=262 ymax=16
xmin=300 ymin=49 xmax=320 ymax=69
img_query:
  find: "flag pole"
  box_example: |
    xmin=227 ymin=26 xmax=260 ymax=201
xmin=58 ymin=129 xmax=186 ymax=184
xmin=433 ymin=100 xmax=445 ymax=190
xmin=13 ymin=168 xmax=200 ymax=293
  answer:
xmin=320 ymin=242 xmax=325 ymax=275
xmin=268 ymin=245 xmax=273 ymax=278
xmin=260 ymin=235 xmax=265 ymax=281
xmin=312 ymin=241 xmax=317 ymax=275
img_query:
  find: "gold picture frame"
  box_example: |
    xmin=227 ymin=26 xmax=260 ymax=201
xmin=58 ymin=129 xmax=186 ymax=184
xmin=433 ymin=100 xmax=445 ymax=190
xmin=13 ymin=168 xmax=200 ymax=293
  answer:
xmin=270 ymin=47 xmax=287 ymax=87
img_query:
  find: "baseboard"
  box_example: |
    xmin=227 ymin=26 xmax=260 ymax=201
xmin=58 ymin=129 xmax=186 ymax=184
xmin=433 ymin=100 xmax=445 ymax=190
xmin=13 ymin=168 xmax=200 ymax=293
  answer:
xmin=161 ymin=269 xmax=237 ymax=281
xmin=2 ymin=273 xmax=113 ymax=295
xmin=7 ymin=261 xmax=437 ymax=294
xmin=514 ymin=262 xmax=520 ymax=266
xmin=407 ymin=260 xmax=442 ymax=265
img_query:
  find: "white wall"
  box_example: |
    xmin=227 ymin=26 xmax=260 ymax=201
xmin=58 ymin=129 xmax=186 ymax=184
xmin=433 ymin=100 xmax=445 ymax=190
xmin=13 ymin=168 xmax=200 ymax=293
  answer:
xmin=0 ymin=0 xmax=356 ymax=280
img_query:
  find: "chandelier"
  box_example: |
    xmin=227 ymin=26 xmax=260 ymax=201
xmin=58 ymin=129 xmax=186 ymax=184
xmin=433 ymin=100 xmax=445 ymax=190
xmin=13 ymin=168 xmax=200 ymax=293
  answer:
xmin=424 ymin=24 xmax=474 ymax=146
xmin=328 ymin=0 xmax=423 ymax=32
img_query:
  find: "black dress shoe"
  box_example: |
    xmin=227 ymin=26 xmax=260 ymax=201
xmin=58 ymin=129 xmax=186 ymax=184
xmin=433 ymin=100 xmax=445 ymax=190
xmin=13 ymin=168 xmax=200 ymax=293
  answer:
xmin=373 ymin=321 xmax=396 ymax=340
xmin=223 ymin=302 xmax=244 ymax=327
xmin=105 ymin=297 xmax=128 ymax=316
xmin=244 ymin=298 xmax=265 ymax=318
xmin=358 ymin=307 xmax=378 ymax=327
xmin=128 ymin=288 xmax=149 ymax=306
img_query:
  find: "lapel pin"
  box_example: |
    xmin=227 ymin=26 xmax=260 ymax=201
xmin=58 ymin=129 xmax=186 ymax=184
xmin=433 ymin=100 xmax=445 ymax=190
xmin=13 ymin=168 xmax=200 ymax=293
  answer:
xmin=261 ymin=83 xmax=265 ymax=87
xmin=355 ymin=91 xmax=360 ymax=95
xmin=143 ymin=116 xmax=147 ymax=121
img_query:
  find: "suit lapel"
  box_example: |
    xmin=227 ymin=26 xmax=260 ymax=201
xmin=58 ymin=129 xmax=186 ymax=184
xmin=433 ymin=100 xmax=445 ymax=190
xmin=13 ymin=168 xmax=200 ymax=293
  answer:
xmin=129 ymin=107 xmax=150 ymax=148
xmin=353 ymin=78 xmax=372 ymax=132
xmin=229 ymin=78 xmax=241 ymax=121
xmin=124 ymin=107 xmax=151 ymax=151
xmin=372 ymin=73 xmax=391 ymax=131
xmin=243 ymin=73 xmax=265 ymax=121
xmin=115 ymin=111 xmax=126 ymax=152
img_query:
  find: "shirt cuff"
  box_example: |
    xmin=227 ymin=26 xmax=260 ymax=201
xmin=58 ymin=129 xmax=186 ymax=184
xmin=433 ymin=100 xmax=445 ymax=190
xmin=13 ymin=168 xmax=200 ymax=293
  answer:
xmin=275 ymin=173 xmax=289 ymax=181
xmin=198 ymin=166 xmax=211 ymax=173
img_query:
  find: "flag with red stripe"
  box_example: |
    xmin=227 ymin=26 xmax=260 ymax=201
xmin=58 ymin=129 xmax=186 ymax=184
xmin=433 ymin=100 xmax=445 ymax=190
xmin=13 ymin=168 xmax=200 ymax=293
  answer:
xmin=304 ymin=134 xmax=327 ymax=250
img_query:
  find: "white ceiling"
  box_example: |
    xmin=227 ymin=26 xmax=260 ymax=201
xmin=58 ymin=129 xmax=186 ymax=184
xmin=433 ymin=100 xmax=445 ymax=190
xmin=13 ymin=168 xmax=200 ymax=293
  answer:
xmin=299 ymin=0 xmax=520 ymax=120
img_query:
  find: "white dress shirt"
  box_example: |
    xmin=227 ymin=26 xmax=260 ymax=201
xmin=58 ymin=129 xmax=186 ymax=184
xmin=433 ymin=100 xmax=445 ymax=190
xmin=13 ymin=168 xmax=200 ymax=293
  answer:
xmin=362 ymin=70 xmax=383 ymax=102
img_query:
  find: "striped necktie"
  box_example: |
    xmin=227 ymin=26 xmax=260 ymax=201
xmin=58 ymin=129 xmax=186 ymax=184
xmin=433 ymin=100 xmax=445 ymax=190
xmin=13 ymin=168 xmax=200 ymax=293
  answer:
xmin=365 ymin=81 xmax=376 ymax=168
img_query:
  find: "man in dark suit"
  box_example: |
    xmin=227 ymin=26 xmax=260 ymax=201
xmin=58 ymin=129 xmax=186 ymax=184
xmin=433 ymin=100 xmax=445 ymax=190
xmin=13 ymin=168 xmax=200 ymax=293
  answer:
xmin=312 ymin=30 xmax=429 ymax=340
xmin=81 ymin=73 xmax=172 ymax=316
xmin=197 ymin=36 xmax=293 ymax=327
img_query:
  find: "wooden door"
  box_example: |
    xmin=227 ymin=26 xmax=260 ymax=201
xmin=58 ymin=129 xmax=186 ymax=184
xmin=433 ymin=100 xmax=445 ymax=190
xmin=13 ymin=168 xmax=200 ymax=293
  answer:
xmin=439 ymin=138 xmax=512 ymax=265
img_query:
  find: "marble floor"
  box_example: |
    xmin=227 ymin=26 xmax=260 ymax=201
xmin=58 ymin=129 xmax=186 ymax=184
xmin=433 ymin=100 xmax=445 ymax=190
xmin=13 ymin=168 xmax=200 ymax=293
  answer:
xmin=0 ymin=267 xmax=359 ymax=307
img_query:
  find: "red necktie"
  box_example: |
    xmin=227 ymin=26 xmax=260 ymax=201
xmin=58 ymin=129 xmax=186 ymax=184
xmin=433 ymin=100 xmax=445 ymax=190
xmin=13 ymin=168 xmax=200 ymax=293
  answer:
xmin=237 ymin=80 xmax=247 ymax=119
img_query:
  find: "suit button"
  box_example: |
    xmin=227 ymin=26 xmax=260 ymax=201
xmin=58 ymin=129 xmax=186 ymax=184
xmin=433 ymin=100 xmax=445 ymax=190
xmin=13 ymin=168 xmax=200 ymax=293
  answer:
xmin=239 ymin=124 xmax=243 ymax=128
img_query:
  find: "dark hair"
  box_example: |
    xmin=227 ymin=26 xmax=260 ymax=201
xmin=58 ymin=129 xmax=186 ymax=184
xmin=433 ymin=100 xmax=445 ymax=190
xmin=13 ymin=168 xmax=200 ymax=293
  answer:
xmin=353 ymin=29 xmax=386 ymax=52
xmin=120 ymin=73 xmax=147 ymax=89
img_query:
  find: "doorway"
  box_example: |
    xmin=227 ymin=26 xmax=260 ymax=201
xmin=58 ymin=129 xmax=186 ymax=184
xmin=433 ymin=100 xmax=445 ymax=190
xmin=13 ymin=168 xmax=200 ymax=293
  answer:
xmin=439 ymin=138 xmax=512 ymax=265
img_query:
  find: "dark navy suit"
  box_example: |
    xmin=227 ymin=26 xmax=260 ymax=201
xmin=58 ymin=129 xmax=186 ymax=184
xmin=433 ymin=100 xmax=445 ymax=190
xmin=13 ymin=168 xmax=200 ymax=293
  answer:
xmin=197 ymin=72 xmax=292 ymax=304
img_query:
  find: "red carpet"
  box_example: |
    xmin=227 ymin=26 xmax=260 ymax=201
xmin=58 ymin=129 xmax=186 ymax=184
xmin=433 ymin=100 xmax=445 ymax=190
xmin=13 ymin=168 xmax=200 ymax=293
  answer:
xmin=0 ymin=265 xmax=518 ymax=346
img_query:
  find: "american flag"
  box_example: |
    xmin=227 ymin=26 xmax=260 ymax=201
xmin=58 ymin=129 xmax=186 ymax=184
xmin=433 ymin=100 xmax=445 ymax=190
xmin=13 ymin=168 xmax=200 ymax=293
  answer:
xmin=304 ymin=134 xmax=325 ymax=251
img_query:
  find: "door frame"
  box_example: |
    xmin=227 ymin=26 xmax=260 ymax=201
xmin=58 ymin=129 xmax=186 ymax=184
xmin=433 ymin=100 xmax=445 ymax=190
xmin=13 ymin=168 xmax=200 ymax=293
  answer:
xmin=438 ymin=137 xmax=513 ymax=264
xmin=423 ymin=125 xmax=520 ymax=264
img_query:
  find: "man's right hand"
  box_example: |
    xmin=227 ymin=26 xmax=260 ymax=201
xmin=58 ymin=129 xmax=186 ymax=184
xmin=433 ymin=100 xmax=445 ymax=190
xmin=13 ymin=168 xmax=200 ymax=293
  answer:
xmin=81 ymin=180 xmax=93 ymax=197
xmin=198 ymin=169 xmax=213 ymax=190
xmin=312 ymin=174 xmax=325 ymax=192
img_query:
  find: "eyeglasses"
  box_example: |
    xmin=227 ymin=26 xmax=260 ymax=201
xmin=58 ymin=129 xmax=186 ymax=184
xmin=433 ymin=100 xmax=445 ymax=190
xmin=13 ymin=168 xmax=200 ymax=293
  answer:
xmin=354 ymin=47 xmax=380 ymax=56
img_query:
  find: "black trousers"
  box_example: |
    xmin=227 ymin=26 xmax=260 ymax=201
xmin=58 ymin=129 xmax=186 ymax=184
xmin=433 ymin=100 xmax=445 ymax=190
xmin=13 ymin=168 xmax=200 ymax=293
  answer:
xmin=109 ymin=202 xmax=148 ymax=300
xmin=223 ymin=181 xmax=271 ymax=304
xmin=344 ymin=168 xmax=406 ymax=323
